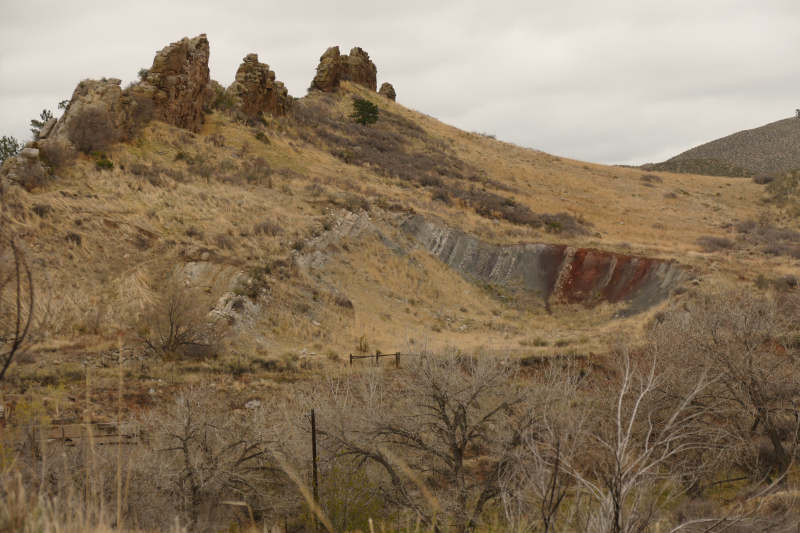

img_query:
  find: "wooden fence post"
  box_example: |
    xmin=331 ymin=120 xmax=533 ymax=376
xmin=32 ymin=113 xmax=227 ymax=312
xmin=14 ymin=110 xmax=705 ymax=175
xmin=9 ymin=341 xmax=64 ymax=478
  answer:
xmin=349 ymin=354 xmax=352 ymax=366
xmin=396 ymin=353 xmax=400 ymax=368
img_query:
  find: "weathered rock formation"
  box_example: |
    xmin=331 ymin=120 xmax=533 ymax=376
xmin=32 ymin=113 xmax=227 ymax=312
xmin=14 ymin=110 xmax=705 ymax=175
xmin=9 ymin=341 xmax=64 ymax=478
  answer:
xmin=402 ymin=215 xmax=685 ymax=313
xmin=310 ymin=46 xmax=342 ymax=92
xmin=379 ymin=82 xmax=396 ymax=101
xmin=341 ymin=47 xmax=377 ymax=91
xmin=133 ymin=34 xmax=210 ymax=133
xmin=310 ymin=46 xmax=380 ymax=93
xmin=227 ymin=54 xmax=291 ymax=117
xmin=44 ymin=78 xmax=137 ymax=142
xmin=0 ymin=146 xmax=49 ymax=190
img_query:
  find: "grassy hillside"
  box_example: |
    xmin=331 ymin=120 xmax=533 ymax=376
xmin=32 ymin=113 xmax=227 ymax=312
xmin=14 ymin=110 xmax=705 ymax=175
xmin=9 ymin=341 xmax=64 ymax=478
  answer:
xmin=667 ymin=117 xmax=800 ymax=175
xmin=3 ymin=82 xmax=795 ymax=371
xmin=3 ymin=81 xmax=800 ymax=533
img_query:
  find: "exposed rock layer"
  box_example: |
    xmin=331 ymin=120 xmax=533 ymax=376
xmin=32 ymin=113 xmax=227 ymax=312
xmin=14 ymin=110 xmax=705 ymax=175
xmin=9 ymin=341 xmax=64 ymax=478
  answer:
xmin=401 ymin=215 xmax=685 ymax=313
xmin=379 ymin=82 xmax=396 ymax=101
xmin=133 ymin=34 xmax=210 ymax=132
xmin=341 ymin=47 xmax=377 ymax=91
xmin=227 ymin=54 xmax=291 ymax=117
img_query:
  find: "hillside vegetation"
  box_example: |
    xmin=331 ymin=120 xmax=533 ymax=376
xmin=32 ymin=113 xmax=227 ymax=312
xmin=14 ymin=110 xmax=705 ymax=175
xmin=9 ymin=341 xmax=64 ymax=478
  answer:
xmin=2 ymin=41 xmax=800 ymax=532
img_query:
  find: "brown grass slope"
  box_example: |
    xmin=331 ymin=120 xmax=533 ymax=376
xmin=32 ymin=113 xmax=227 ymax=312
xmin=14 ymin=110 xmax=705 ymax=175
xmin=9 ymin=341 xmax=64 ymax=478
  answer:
xmin=667 ymin=117 xmax=800 ymax=175
xmin=3 ymin=82 xmax=795 ymax=373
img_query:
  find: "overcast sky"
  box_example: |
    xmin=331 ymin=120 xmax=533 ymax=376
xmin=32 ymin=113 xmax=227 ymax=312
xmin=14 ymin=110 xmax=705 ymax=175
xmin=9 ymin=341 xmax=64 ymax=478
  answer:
xmin=1 ymin=0 xmax=798 ymax=165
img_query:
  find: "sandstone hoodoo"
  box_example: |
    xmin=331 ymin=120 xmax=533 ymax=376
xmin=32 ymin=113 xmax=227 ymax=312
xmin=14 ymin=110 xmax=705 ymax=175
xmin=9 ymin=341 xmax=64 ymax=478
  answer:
xmin=227 ymin=54 xmax=291 ymax=117
xmin=341 ymin=47 xmax=377 ymax=91
xmin=134 ymin=34 xmax=210 ymax=133
xmin=309 ymin=46 xmax=342 ymax=92
xmin=379 ymin=82 xmax=396 ymax=101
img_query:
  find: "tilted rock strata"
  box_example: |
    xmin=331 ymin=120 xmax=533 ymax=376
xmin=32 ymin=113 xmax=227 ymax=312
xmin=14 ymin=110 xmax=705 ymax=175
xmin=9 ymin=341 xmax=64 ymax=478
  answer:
xmin=45 ymin=78 xmax=137 ymax=141
xmin=379 ymin=82 xmax=396 ymax=101
xmin=310 ymin=46 xmax=342 ymax=92
xmin=227 ymin=54 xmax=291 ymax=117
xmin=401 ymin=215 xmax=685 ymax=313
xmin=341 ymin=47 xmax=377 ymax=91
xmin=133 ymin=34 xmax=210 ymax=133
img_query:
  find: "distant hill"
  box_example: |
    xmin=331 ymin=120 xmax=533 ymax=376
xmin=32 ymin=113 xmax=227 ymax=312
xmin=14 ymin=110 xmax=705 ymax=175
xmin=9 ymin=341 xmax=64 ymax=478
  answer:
xmin=641 ymin=158 xmax=753 ymax=178
xmin=666 ymin=118 xmax=800 ymax=175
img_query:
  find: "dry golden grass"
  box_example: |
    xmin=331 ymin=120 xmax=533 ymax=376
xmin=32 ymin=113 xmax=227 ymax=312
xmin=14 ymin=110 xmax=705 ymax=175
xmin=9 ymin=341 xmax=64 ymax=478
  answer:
xmin=3 ymin=81 xmax=797 ymax=389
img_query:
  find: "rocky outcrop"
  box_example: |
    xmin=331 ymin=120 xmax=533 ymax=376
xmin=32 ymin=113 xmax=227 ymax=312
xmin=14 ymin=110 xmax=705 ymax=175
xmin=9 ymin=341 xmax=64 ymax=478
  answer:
xmin=133 ymin=34 xmax=210 ymax=133
xmin=310 ymin=46 xmax=379 ymax=93
xmin=310 ymin=46 xmax=342 ymax=92
xmin=45 ymin=78 xmax=137 ymax=142
xmin=341 ymin=47 xmax=377 ymax=91
xmin=401 ymin=215 xmax=685 ymax=314
xmin=379 ymin=82 xmax=396 ymax=101
xmin=227 ymin=54 xmax=291 ymax=117
xmin=0 ymin=147 xmax=49 ymax=190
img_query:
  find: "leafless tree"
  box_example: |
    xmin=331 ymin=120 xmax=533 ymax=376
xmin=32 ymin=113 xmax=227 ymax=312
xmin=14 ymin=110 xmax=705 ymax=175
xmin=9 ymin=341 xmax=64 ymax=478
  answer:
xmin=306 ymin=349 xmax=533 ymax=533
xmin=562 ymin=344 xmax=725 ymax=533
xmin=136 ymin=386 xmax=296 ymax=531
xmin=500 ymin=361 xmax=588 ymax=533
xmin=648 ymin=290 xmax=800 ymax=482
xmin=136 ymin=279 xmax=223 ymax=360
xmin=0 ymin=186 xmax=37 ymax=381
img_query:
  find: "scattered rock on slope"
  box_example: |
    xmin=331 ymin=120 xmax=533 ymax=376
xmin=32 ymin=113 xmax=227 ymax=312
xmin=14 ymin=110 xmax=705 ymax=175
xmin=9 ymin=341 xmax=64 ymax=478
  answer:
xmin=227 ymin=54 xmax=292 ymax=117
xmin=133 ymin=34 xmax=210 ymax=133
xmin=379 ymin=82 xmax=396 ymax=101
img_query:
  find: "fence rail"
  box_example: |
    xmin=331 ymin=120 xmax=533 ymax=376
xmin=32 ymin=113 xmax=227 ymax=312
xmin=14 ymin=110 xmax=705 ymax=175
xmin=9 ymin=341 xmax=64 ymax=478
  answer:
xmin=349 ymin=352 xmax=404 ymax=367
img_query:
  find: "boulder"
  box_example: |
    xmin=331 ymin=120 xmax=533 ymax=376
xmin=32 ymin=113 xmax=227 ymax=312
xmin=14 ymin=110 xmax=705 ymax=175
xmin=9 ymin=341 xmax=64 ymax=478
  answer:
xmin=48 ymin=78 xmax=138 ymax=143
xmin=379 ymin=82 xmax=396 ymax=101
xmin=227 ymin=53 xmax=291 ymax=117
xmin=133 ymin=34 xmax=210 ymax=133
xmin=0 ymin=150 xmax=49 ymax=190
xmin=341 ymin=47 xmax=377 ymax=91
xmin=310 ymin=46 xmax=342 ymax=92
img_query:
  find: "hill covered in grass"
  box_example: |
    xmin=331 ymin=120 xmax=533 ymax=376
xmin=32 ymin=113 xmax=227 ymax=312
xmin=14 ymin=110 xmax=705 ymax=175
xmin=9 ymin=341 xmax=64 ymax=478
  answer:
xmin=665 ymin=117 xmax=800 ymax=175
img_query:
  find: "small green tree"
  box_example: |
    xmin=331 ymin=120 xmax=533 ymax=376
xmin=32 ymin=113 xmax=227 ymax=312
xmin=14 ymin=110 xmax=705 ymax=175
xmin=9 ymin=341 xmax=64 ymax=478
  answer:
xmin=350 ymin=98 xmax=379 ymax=125
xmin=30 ymin=109 xmax=54 ymax=138
xmin=138 ymin=68 xmax=149 ymax=81
xmin=0 ymin=136 xmax=22 ymax=165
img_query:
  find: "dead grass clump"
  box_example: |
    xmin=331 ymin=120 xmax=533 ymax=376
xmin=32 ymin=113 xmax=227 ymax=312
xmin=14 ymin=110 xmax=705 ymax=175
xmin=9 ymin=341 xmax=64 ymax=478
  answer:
xmin=696 ymin=235 xmax=733 ymax=252
xmin=214 ymin=234 xmax=235 ymax=250
xmin=185 ymin=226 xmax=204 ymax=239
xmin=752 ymin=173 xmax=777 ymax=184
xmin=640 ymin=174 xmax=663 ymax=184
xmin=663 ymin=192 xmax=678 ymax=199
xmin=30 ymin=204 xmax=51 ymax=218
xmin=205 ymin=133 xmax=225 ymax=147
xmin=254 ymin=220 xmax=281 ymax=236
xmin=64 ymin=232 xmax=82 ymax=246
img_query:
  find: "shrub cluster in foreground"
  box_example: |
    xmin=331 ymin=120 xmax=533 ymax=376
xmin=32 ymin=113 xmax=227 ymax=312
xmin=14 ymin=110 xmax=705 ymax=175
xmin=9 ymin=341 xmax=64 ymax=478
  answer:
xmin=1 ymin=289 xmax=799 ymax=532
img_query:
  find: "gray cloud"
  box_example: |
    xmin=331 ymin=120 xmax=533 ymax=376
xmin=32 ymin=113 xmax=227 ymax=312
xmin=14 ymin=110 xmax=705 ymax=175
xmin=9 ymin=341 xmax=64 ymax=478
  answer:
xmin=2 ymin=0 xmax=798 ymax=165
